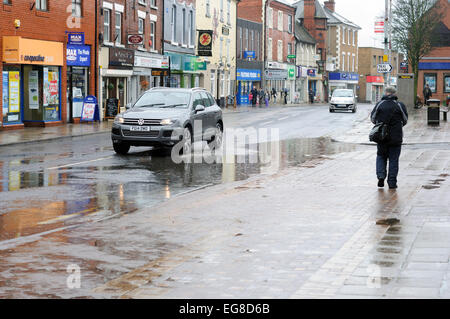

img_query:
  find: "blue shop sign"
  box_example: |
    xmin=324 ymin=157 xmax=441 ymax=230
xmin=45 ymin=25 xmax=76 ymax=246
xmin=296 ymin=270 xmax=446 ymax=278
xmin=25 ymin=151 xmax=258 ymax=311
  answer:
xmin=67 ymin=32 xmax=85 ymax=45
xmin=67 ymin=45 xmax=91 ymax=67
xmin=329 ymin=72 xmax=359 ymax=81
xmin=236 ymin=69 xmax=261 ymax=81
xmin=243 ymin=51 xmax=256 ymax=59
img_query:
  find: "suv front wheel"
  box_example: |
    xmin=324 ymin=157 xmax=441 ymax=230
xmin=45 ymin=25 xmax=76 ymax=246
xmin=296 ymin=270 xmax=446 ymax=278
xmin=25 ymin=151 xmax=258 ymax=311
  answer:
xmin=113 ymin=142 xmax=130 ymax=155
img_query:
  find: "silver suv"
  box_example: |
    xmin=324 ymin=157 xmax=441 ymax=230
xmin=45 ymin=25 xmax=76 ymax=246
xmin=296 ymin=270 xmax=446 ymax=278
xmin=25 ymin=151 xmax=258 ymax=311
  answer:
xmin=111 ymin=87 xmax=223 ymax=155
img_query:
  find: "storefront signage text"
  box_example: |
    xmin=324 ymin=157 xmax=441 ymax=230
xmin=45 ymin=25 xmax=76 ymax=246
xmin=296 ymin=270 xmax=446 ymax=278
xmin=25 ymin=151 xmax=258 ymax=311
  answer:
xmin=265 ymin=69 xmax=287 ymax=80
xmin=67 ymin=45 xmax=91 ymax=67
xmin=237 ymin=69 xmax=261 ymax=81
xmin=109 ymin=47 xmax=135 ymax=69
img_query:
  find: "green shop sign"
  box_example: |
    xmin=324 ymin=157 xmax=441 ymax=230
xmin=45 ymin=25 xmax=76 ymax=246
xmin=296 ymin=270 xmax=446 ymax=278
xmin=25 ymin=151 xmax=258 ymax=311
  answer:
xmin=287 ymin=55 xmax=296 ymax=59
xmin=288 ymin=66 xmax=296 ymax=79
xmin=195 ymin=61 xmax=207 ymax=71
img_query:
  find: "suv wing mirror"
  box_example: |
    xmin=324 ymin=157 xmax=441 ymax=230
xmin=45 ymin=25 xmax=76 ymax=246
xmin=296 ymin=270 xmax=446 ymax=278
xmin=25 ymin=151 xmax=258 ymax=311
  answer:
xmin=194 ymin=105 xmax=205 ymax=113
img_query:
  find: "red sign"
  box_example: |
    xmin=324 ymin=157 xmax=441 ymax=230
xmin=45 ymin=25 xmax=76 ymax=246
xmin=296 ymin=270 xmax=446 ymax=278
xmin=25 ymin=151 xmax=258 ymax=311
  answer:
xmin=128 ymin=35 xmax=144 ymax=45
xmin=367 ymin=76 xmax=384 ymax=83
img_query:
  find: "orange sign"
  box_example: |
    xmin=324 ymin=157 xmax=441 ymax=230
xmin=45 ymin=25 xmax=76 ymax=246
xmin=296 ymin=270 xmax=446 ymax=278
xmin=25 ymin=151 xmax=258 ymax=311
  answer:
xmin=2 ymin=36 xmax=64 ymax=66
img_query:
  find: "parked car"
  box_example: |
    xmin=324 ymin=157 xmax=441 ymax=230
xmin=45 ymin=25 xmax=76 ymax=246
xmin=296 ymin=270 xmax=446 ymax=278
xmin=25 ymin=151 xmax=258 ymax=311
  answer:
xmin=111 ymin=87 xmax=223 ymax=155
xmin=329 ymin=89 xmax=357 ymax=113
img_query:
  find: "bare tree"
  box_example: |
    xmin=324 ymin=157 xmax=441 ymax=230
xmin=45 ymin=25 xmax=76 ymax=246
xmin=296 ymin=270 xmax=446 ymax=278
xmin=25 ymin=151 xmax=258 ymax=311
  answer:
xmin=391 ymin=0 xmax=443 ymax=103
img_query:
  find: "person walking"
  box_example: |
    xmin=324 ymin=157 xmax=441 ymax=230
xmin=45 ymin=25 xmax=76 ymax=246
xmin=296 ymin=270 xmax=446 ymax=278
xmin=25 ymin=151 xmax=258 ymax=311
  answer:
xmin=371 ymin=87 xmax=408 ymax=189
xmin=251 ymin=86 xmax=258 ymax=107
xmin=271 ymin=88 xmax=277 ymax=103
xmin=283 ymin=88 xmax=288 ymax=105
xmin=423 ymin=84 xmax=432 ymax=106
xmin=308 ymin=89 xmax=314 ymax=104
xmin=259 ymin=89 xmax=265 ymax=107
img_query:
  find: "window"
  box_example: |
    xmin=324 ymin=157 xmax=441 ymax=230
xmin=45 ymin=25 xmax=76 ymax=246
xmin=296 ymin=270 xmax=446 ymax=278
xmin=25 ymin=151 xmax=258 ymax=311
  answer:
xmin=115 ymin=12 xmax=122 ymax=44
xmin=206 ymin=0 xmax=210 ymax=17
xmin=150 ymin=22 xmax=155 ymax=50
xmin=342 ymin=27 xmax=345 ymax=44
xmin=268 ymin=8 xmax=273 ymax=28
xmin=138 ymin=18 xmax=145 ymax=35
xmin=227 ymin=0 xmax=231 ymax=25
xmin=72 ymin=0 xmax=82 ymax=17
xmin=424 ymin=73 xmax=437 ymax=93
xmin=278 ymin=11 xmax=283 ymax=31
xmin=103 ymin=9 xmax=111 ymax=43
xmin=372 ymin=55 xmax=376 ymax=67
xmin=288 ymin=15 xmax=293 ymax=33
xmin=256 ymin=31 xmax=260 ymax=60
xmin=268 ymin=38 xmax=272 ymax=61
xmin=3 ymin=0 xmax=12 ymax=4
xmin=151 ymin=0 xmax=156 ymax=7
xmin=444 ymin=74 xmax=450 ymax=93
xmin=288 ymin=43 xmax=292 ymax=56
xmin=347 ymin=53 xmax=350 ymax=73
xmin=238 ymin=27 xmax=242 ymax=58
xmin=220 ymin=0 xmax=224 ymax=22
xmin=220 ymin=37 xmax=223 ymax=60
xmin=277 ymin=40 xmax=283 ymax=62
xmin=353 ymin=30 xmax=356 ymax=46
xmin=36 ymin=0 xmax=47 ymax=11
xmin=171 ymin=5 xmax=177 ymax=43
xmin=189 ymin=11 xmax=194 ymax=46
xmin=245 ymin=28 xmax=248 ymax=51
xmin=342 ymin=52 xmax=345 ymax=70
xmin=182 ymin=9 xmax=186 ymax=44
xmin=250 ymin=30 xmax=254 ymax=52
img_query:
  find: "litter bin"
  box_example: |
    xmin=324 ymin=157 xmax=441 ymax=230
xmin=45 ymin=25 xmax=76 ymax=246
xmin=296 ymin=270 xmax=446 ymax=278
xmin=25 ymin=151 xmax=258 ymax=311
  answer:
xmin=427 ymin=99 xmax=440 ymax=125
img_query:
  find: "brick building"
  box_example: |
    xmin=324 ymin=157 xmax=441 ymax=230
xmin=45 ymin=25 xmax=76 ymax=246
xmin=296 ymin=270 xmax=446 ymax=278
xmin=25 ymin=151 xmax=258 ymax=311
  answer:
xmin=358 ymin=47 xmax=403 ymax=103
xmin=265 ymin=0 xmax=296 ymax=103
xmin=98 ymin=0 xmax=166 ymax=119
xmin=417 ymin=0 xmax=450 ymax=105
xmin=1 ymin=0 xmax=96 ymax=129
xmin=236 ymin=0 xmax=264 ymax=105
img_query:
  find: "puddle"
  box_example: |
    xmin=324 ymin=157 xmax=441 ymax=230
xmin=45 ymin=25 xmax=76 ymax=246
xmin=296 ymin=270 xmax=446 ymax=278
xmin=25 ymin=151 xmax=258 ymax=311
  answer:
xmin=0 ymin=137 xmax=362 ymax=243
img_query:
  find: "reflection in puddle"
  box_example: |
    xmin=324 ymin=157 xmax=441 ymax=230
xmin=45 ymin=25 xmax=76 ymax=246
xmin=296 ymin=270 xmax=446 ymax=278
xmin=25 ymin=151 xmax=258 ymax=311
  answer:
xmin=0 ymin=137 xmax=361 ymax=243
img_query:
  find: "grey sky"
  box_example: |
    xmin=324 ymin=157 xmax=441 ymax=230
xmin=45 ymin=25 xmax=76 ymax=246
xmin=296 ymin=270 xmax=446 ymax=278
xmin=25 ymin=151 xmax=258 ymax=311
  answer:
xmin=289 ymin=0 xmax=388 ymax=48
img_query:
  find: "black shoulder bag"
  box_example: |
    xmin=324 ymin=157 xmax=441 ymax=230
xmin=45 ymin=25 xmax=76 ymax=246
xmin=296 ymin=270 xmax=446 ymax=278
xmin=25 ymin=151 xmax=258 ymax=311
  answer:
xmin=369 ymin=102 xmax=396 ymax=144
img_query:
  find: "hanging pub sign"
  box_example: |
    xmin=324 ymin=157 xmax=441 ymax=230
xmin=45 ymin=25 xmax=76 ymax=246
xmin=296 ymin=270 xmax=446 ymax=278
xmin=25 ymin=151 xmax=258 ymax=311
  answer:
xmin=81 ymin=96 xmax=99 ymax=122
xmin=197 ymin=30 xmax=213 ymax=57
xmin=128 ymin=34 xmax=144 ymax=45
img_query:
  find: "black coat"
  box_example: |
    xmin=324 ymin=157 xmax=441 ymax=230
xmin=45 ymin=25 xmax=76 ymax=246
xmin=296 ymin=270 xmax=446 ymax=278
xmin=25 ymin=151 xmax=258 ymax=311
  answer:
xmin=371 ymin=95 xmax=408 ymax=146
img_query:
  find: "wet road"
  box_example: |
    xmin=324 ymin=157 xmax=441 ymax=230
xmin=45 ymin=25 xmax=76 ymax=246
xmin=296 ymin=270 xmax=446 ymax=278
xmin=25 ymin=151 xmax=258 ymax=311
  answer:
xmin=0 ymin=104 xmax=375 ymax=297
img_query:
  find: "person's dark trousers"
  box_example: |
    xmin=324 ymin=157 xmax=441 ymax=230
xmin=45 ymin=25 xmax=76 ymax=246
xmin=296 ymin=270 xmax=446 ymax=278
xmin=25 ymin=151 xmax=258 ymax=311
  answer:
xmin=376 ymin=143 xmax=402 ymax=187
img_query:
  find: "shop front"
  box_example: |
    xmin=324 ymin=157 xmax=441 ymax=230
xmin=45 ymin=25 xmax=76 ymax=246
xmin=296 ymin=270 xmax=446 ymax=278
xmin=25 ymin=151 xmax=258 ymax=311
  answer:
xmin=329 ymin=72 xmax=359 ymax=96
xmin=366 ymin=75 xmax=384 ymax=104
xmin=287 ymin=65 xmax=296 ymax=103
xmin=165 ymin=52 xmax=201 ymax=89
xmin=296 ymin=66 xmax=308 ymax=103
xmin=2 ymin=36 xmax=64 ymax=128
xmin=99 ymin=47 xmax=134 ymax=118
xmin=132 ymin=52 xmax=170 ymax=103
xmin=306 ymin=68 xmax=324 ymax=101
xmin=66 ymin=43 xmax=91 ymax=123
xmin=236 ymin=69 xmax=261 ymax=105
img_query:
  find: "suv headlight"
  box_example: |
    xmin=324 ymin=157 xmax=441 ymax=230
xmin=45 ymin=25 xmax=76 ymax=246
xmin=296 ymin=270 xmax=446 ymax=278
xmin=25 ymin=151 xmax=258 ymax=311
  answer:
xmin=114 ymin=114 xmax=124 ymax=124
xmin=160 ymin=119 xmax=174 ymax=125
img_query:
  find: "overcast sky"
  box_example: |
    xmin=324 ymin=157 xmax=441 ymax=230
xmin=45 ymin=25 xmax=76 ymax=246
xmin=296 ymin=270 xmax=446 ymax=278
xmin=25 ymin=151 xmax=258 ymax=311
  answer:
xmin=290 ymin=0 xmax=388 ymax=48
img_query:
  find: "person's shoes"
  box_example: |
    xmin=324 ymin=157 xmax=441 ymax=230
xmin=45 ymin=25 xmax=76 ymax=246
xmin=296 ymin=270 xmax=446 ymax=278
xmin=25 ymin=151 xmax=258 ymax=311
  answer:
xmin=378 ymin=179 xmax=385 ymax=187
xmin=389 ymin=184 xmax=398 ymax=189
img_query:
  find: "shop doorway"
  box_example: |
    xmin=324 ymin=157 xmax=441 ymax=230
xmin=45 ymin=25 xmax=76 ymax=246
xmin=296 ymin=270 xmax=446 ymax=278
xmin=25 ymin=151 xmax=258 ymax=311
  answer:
xmin=67 ymin=67 xmax=88 ymax=122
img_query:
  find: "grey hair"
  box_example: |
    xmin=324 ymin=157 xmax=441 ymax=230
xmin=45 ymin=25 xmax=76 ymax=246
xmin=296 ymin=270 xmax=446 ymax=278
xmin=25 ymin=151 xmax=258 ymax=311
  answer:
xmin=385 ymin=86 xmax=397 ymax=95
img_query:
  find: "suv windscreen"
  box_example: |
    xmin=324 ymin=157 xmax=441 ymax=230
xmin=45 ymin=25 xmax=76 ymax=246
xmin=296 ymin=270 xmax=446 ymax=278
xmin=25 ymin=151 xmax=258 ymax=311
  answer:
xmin=134 ymin=91 xmax=191 ymax=108
xmin=200 ymin=92 xmax=211 ymax=107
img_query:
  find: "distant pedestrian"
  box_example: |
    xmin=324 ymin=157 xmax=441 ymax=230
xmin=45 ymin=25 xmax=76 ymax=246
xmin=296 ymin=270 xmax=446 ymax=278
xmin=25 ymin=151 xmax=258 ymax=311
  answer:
xmin=283 ymin=88 xmax=288 ymax=104
xmin=271 ymin=88 xmax=277 ymax=102
xmin=251 ymin=86 xmax=258 ymax=107
xmin=309 ymin=89 xmax=315 ymax=104
xmin=423 ymin=84 xmax=432 ymax=106
xmin=370 ymin=87 xmax=408 ymax=189
xmin=259 ymin=89 xmax=265 ymax=107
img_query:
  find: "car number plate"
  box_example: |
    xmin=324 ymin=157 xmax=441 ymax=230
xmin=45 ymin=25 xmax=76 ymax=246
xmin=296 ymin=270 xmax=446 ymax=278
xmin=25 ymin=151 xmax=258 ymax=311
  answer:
xmin=130 ymin=126 xmax=151 ymax=131
xmin=337 ymin=104 xmax=346 ymax=107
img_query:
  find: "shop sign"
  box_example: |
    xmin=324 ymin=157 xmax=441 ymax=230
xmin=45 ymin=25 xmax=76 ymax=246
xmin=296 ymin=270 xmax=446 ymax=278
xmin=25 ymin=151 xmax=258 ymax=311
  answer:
xmin=307 ymin=69 xmax=316 ymax=77
xmin=237 ymin=69 xmax=261 ymax=81
xmin=128 ymin=34 xmax=144 ymax=45
xmin=165 ymin=53 xmax=182 ymax=70
xmin=244 ymin=51 xmax=256 ymax=59
xmin=28 ymin=71 xmax=39 ymax=109
xmin=329 ymin=72 xmax=359 ymax=81
xmin=109 ymin=47 xmax=134 ymax=69
xmin=367 ymin=76 xmax=384 ymax=83
xmin=195 ymin=61 xmax=207 ymax=71
xmin=2 ymin=36 xmax=64 ymax=66
xmin=400 ymin=62 xmax=408 ymax=70
xmin=135 ymin=55 xmax=163 ymax=69
xmin=67 ymin=45 xmax=91 ymax=67
xmin=288 ymin=67 xmax=295 ymax=79
xmin=8 ymin=71 xmax=20 ymax=113
xmin=265 ymin=69 xmax=287 ymax=80
xmin=287 ymin=55 xmax=296 ymax=59
xmin=184 ymin=56 xmax=196 ymax=71
xmin=67 ymin=32 xmax=85 ymax=45
xmin=151 ymin=69 xmax=170 ymax=77
xmin=198 ymin=30 xmax=213 ymax=57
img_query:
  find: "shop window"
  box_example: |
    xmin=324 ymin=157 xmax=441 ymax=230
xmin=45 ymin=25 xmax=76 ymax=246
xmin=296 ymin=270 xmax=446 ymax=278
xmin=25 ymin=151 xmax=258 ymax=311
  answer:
xmin=2 ymin=66 xmax=21 ymax=124
xmin=424 ymin=73 xmax=437 ymax=93
xmin=444 ymin=74 xmax=450 ymax=93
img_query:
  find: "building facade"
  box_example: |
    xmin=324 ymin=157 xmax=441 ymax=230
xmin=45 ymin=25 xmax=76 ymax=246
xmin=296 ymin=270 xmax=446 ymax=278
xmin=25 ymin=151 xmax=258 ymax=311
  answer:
xmin=265 ymin=0 xmax=296 ymax=103
xmin=295 ymin=24 xmax=317 ymax=103
xmin=236 ymin=0 xmax=263 ymax=105
xmin=98 ymin=0 xmax=166 ymax=120
xmin=358 ymin=47 xmax=402 ymax=103
xmin=1 ymin=0 xmax=96 ymax=129
xmin=417 ymin=0 xmax=450 ymax=104
xmin=197 ymin=0 xmax=237 ymax=106
xmin=323 ymin=0 xmax=360 ymax=97
xmin=164 ymin=0 xmax=200 ymax=90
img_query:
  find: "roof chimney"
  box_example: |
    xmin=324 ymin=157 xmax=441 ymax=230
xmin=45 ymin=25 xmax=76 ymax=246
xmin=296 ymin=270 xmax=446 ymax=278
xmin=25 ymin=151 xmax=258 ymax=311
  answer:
xmin=324 ymin=0 xmax=335 ymax=12
xmin=303 ymin=0 xmax=316 ymax=35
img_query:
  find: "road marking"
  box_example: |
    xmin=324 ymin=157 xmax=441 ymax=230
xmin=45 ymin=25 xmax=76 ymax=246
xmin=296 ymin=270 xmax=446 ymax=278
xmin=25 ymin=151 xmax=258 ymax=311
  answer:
xmin=47 ymin=156 xmax=113 ymax=170
xmin=260 ymin=121 xmax=274 ymax=126
xmin=37 ymin=207 xmax=97 ymax=225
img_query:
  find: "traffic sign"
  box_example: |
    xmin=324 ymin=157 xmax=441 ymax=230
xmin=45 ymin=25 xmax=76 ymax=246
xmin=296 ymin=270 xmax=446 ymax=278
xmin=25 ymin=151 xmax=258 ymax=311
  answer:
xmin=377 ymin=63 xmax=393 ymax=73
